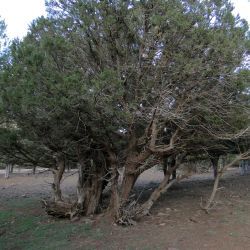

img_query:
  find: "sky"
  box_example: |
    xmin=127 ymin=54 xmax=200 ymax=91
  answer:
xmin=0 ymin=0 xmax=249 ymax=39
xmin=0 ymin=0 xmax=46 ymax=39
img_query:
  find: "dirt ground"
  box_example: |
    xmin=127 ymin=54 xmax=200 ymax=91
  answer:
xmin=1 ymin=167 xmax=250 ymax=250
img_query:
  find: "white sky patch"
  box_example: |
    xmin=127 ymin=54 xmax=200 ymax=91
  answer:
xmin=0 ymin=0 xmax=249 ymax=39
xmin=0 ymin=0 xmax=46 ymax=39
xmin=230 ymin=0 xmax=250 ymax=24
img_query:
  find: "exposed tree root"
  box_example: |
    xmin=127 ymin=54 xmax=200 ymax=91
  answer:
xmin=42 ymin=200 xmax=79 ymax=219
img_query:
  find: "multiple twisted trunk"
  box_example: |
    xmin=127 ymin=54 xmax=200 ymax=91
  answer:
xmin=46 ymin=130 xmax=181 ymax=222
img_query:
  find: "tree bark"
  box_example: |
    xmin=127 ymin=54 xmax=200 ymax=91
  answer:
xmin=203 ymin=155 xmax=244 ymax=211
xmin=120 ymin=150 xmax=151 ymax=203
xmin=139 ymin=169 xmax=174 ymax=216
xmin=139 ymin=154 xmax=185 ymax=216
xmin=77 ymin=153 xmax=105 ymax=216
xmin=203 ymin=172 xmax=220 ymax=211
xmin=120 ymin=171 xmax=139 ymax=203
xmin=83 ymin=170 xmax=104 ymax=215
xmin=5 ymin=164 xmax=11 ymax=179
xmin=76 ymin=163 xmax=85 ymax=209
xmin=32 ymin=165 xmax=36 ymax=175
xmin=107 ymin=151 xmax=120 ymax=220
xmin=163 ymin=156 xmax=176 ymax=180
xmin=52 ymin=154 xmax=65 ymax=202
xmin=10 ymin=165 xmax=14 ymax=173
xmin=210 ymin=155 xmax=219 ymax=179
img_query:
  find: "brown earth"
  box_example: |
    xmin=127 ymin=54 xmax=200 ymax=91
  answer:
xmin=1 ymin=168 xmax=250 ymax=250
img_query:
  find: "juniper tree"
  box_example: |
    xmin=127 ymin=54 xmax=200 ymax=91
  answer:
xmin=0 ymin=0 xmax=249 ymax=220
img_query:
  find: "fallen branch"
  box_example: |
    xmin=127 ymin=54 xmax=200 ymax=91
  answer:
xmin=41 ymin=199 xmax=78 ymax=219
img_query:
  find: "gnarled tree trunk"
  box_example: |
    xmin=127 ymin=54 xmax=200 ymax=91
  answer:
xmin=52 ymin=154 xmax=65 ymax=202
xmin=120 ymin=150 xmax=151 ymax=203
xmin=120 ymin=170 xmax=139 ymax=203
xmin=83 ymin=171 xmax=104 ymax=216
xmin=77 ymin=152 xmax=105 ymax=216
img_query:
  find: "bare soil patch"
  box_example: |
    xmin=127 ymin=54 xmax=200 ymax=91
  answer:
xmin=1 ymin=168 xmax=250 ymax=250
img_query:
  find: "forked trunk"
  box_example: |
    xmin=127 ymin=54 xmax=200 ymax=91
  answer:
xmin=120 ymin=150 xmax=151 ymax=203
